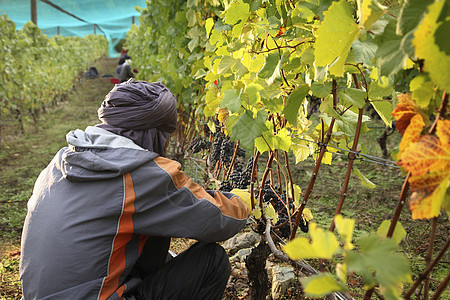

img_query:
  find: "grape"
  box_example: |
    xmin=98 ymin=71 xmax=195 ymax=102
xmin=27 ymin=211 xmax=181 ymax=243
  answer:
xmin=219 ymin=180 xmax=233 ymax=192
xmin=188 ymin=136 xmax=211 ymax=153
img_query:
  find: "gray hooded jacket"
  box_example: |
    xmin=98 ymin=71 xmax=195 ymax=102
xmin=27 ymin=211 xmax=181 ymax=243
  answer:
xmin=20 ymin=126 xmax=248 ymax=300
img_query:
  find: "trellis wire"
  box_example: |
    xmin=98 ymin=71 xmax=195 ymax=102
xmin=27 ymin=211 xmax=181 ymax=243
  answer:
xmin=293 ymin=137 xmax=399 ymax=168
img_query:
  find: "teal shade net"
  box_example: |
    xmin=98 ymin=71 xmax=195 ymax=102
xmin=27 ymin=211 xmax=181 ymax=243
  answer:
xmin=0 ymin=0 xmax=147 ymax=57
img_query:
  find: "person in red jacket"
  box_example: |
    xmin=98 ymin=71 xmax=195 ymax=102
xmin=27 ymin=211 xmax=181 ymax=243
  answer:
xmin=20 ymin=79 xmax=249 ymax=300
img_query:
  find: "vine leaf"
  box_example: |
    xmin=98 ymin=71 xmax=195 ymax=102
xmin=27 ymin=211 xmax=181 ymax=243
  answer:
xmin=283 ymin=222 xmax=340 ymax=260
xmin=413 ymin=0 xmax=450 ymax=92
xmin=314 ymin=0 xmax=360 ymax=77
xmin=334 ymin=214 xmax=355 ymax=250
xmin=398 ymin=120 xmax=450 ymax=219
xmin=223 ymin=0 xmax=250 ymax=25
xmin=230 ymin=189 xmax=252 ymax=215
xmin=398 ymin=113 xmax=425 ymax=158
xmin=291 ymin=137 xmax=314 ymax=163
xmin=391 ymin=93 xmax=425 ymax=135
xmin=353 ymin=167 xmax=376 ymax=190
xmin=376 ymin=220 xmax=407 ymax=245
xmin=300 ymin=273 xmax=346 ymax=297
xmin=360 ymin=0 xmax=386 ymax=30
xmin=283 ymin=85 xmax=309 ymax=126
xmin=230 ymin=109 xmax=268 ymax=150
xmin=220 ymin=89 xmax=242 ymax=113
xmin=346 ymin=234 xmax=411 ymax=299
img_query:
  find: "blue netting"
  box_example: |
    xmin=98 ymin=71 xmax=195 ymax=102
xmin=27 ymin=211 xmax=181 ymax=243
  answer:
xmin=0 ymin=0 xmax=147 ymax=57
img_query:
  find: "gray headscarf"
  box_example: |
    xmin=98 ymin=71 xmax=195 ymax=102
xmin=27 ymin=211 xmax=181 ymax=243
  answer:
xmin=96 ymin=79 xmax=177 ymax=156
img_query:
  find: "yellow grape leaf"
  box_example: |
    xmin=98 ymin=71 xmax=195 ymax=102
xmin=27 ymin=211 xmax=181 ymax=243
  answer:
xmin=265 ymin=203 xmax=278 ymax=224
xmin=413 ymin=0 xmax=450 ymax=93
xmin=242 ymin=52 xmax=266 ymax=73
xmin=300 ymin=273 xmax=346 ymax=297
xmin=353 ymin=167 xmax=376 ymax=189
xmin=336 ymin=263 xmax=347 ymax=284
xmin=287 ymin=184 xmax=302 ymax=208
xmin=376 ymin=220 xmax=407 ymax=245
xmin=252 ymin=207 xmax=262 ymax=219
xmin=398 ymin=120 xmax=450 ymax=219
xmin=361 ymin=0 xmax=387 ymax=30
xmin=205 ymin=18 xmax=214 ymax=36
xmin=391 ymin=93 xmax=425 ymax=135
xmin=204 ymin=87 xmax=221 ymax=117
xmin=398 ymin=113 xmax=425 ymax=158
xmin=334 ymin=214 xmax=355 ymax=250
xmin=283 ymin=223 xmax=340 ymax=260
xmin=230 ymin=188 xmax=252 ymax=214
xmin=315 ymin=0 xmax=360 ymax=77
xmin=292 ymin=137 xmax=314 ymax=163
xmin=303 ymin=207 xmax=313 ymax=222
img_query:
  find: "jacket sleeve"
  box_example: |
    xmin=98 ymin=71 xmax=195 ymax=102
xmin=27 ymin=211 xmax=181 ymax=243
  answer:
xmin=131 ymin=157 xmax=249 ymax=243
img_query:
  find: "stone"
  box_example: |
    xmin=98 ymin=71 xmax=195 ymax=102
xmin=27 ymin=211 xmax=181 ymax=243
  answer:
xmin=222 ymin=231 xmax=261 ymax=255
xmin=271 ymin=265 xmax=296 ymax=299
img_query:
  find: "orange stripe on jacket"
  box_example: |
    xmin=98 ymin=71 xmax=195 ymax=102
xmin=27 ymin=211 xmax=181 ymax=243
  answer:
xmin=99 ymin=173 xmax=136 ymax=300
xmin=154 ymin=157 xmax=248 ymax=220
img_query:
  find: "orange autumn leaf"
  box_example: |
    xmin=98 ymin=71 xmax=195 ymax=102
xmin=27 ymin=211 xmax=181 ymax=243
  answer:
xmin=392 ymin=93 xmax=425 ymax=135
xmin=218 ymin=108 xmax=229 ymax=123
xmin=398 ymin=114 xmax=425 ymax=158
xmin=398 ymin=120 xmax=450 ymax=219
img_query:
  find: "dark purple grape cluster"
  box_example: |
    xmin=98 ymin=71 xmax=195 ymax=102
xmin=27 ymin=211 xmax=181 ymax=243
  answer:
xmin=219 ymin=180 xmax=233 ymax=192
xmin=261 ymin=181 xmax=309 ymax=238
xmin=209 ymin=132 xmax=245 ymax=168
xmin=188 ymin=136 xmax=211 ymax=154
xmin=229 ymin=157 xmax=255 ymax=189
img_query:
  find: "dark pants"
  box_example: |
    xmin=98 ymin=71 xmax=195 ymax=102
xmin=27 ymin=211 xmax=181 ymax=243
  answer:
xmin=135 ymin=242 xmax=231 ymax=300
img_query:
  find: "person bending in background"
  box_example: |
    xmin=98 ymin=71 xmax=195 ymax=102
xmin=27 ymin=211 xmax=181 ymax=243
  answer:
xmin=116 ymin=49 xmax=131 ymax=77
xmin=119 ymin=59 xmax=134 ymax=83
xmin=20 ymin=79 xmax=249 ymax=300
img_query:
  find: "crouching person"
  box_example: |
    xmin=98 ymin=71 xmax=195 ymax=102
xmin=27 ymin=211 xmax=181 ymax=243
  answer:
xmin=20 ymin=79 xmax=249 ymax=300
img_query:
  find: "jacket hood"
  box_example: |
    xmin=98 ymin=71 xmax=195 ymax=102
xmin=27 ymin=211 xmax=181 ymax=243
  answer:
xmin=59 ymin=126 xmax=158 ymax=182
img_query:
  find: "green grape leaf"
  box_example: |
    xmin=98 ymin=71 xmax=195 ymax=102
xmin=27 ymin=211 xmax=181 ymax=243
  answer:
xmin=353 ymin=167 xmax=376 ymax=189
xmin=300 ymin=273 xmax=346 ymax=298
xmin=284 ymin=222 xmax=340 ymax=260
xmin=410 ymin=74 xmax=435 ymax=108
xmin=413 ymin=0 xmax=450 ymax=92
xmin=204 ymin=88 xmax=221 ymax=117
xmin=259 ymin=52 xmax=286 ymax=85
xmin=283 ymin=85 xmax=309 ymax=126
xmin=311 ymin=81 xmax=331 ymax=98
xmin=396 ymin=0 xmax=429 ymax=36
xmin=315 ymin=0 xmax=360 ymax=77
xmin=186 ymin=9 xmax=197 ymax=27
xmin=255 ymin=129 xmax=274 ymax=154
xmin=273 ymin=127 xmax=292 ymax=152
xmin=376 ymin=220 xmax=407 ymax=245
xmin=245 ymin=83 xmax=264 ymax=106
xmin=218 ymin=56 xmax=237 ymax=75
xmin=435 ymin=20 xmax=450 ymax=55
xmin=231 ymin=109 xmax=268 ymax=150
xmin=220 ymin=89 xmax=242 ymax=113
xmin=375 ymin=20 xmax=407 ymax=77
xmin=224 ymin=0 xmax=250 ymax=25
xmin=352 ymin=39 xmax=378 ymax=66
xmin=346 ymin=234 xmax=412 ymax=298
xmin=338 ymin=88 xmax=366 ymax=109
